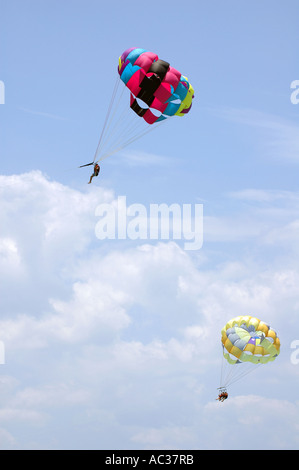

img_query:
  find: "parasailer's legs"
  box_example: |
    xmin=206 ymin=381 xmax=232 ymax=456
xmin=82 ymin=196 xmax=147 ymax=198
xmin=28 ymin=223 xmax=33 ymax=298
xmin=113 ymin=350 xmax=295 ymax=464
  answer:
xmin=87 ymin=164 xmax=100 ymax=184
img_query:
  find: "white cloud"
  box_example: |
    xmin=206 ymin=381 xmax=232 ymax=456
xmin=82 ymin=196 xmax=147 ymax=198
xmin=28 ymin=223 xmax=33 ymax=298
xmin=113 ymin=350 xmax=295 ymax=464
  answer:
xmin=203 ymin=189 xmax=299 ymax=254
xmin=0 ymin=428 xmax=16 ymax=450
xmin=12 ymin=383 xmax=90 ymax=409
xmin=131 ymin=426 xmax=195 ymax=450
xmin=0 ymin=408 xmax=48 ymax=428
xmin=0 ymin=172 xmax=299 ymax=449
xmin=203 ymin=395 xmax=299 ymax=449
xmin=0 ymin=238 xmax=22 ymax=274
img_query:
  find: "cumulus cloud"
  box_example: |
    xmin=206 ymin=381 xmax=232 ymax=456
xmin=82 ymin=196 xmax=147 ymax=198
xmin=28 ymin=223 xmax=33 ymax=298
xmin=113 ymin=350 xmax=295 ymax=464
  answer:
xmin=0 ymin=171 xmax=299 ymax=449
xmin=203 ymin=395 xmax=299 ymax=449
xmin=203 ymin=189 xmax=299 ymax=265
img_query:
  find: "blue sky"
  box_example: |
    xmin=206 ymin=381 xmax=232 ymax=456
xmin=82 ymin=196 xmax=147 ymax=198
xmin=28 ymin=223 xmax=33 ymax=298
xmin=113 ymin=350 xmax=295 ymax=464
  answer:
xmin=1 ymin=0 xmax=299 ymax=450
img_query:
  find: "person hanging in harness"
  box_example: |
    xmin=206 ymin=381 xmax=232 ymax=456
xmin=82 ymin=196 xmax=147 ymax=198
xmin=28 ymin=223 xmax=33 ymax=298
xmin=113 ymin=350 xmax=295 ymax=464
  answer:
xmin=216 ymin=388 xmax=228 ymax=402
xmin=88 ymin=163 xmax=100 ymax=184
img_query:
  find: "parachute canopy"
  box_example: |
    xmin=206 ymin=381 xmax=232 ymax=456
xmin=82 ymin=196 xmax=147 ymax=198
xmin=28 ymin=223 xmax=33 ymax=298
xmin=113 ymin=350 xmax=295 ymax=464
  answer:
xmin=118 ymin=47 xmax=194 ymax=124
xmin=89 ymin=47 xmax=195 ymax=166
xmin=221 ymin=315 xmax=280 ymax=365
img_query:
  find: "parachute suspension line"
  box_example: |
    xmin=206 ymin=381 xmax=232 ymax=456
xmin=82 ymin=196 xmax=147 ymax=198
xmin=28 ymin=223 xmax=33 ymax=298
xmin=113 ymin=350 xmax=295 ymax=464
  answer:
xmin=222 ymin=367 xmax=237 ymax=388
xmin=220 ymin=354 xmax=263 ymax=389
xmin=93 ymin=75 xmax=121 ymax=164
xmin=96 ymin=83 xmax=128 ymax=153
xmin=96 ymin=91 xmax=168 ymax=163
xmin=224 ymin=362 xmax=262 ymax=388
xmin=96 ymin=118 xmax=167 ymax=163
xmin=99 ymin=115 xmax=159 ymax=160
xmin=219 ymin=347 xmax=225 ymax=389
xmin=220 ymin=345 xmax=237 ymax=389
xmin=92 ymin=78 xmax=147 ymax=163
xmin=92 ymin=73 xmax=174 ymax=165
xmin=97 ymin=101 xmax=139 ymax=158
xmin=219 ymin=360 xmax=233 ymax=389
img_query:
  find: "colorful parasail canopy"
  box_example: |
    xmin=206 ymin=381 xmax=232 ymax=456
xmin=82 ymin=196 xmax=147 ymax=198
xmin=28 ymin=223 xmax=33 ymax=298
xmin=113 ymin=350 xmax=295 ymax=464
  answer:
xmin=221 ymin=315 xmax=280 ymax=365
xmin=118 ymin=47 xmax=194 ymax=124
